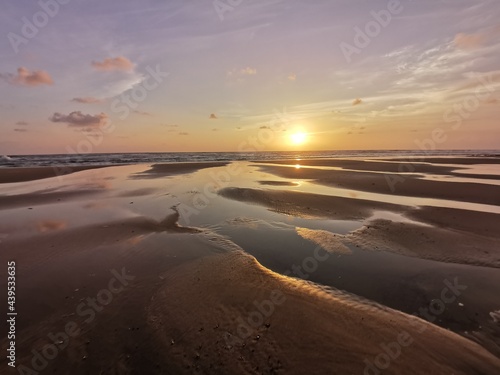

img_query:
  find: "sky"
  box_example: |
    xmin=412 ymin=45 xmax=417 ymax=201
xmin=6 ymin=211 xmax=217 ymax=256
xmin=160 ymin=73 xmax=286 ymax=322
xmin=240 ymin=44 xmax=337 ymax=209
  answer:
xmin=0 ymin=0 xmax=499 ymax=155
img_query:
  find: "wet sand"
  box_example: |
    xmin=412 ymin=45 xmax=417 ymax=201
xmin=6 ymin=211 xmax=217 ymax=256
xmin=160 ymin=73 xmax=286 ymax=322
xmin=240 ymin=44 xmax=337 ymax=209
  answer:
xmin=0 ymin=165 xmax=109 ymax=184
xmin=1 ymin=159 xmax=500 ymax=374
xmin=135 ymin=162 xmax=229 ymax=178
xmin=253 ymin=159 xmax=500 ymax=205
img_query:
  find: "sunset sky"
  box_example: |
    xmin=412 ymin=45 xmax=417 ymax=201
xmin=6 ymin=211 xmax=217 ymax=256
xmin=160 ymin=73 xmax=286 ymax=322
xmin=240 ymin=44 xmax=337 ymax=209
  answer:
xmin=1 ymin=0 xmax=499 ymax=154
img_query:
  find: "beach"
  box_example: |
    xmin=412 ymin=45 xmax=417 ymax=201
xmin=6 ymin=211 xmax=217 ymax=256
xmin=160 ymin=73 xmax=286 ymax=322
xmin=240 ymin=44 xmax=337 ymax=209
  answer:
xmin=1 ymin=156 xmax=500 ymax=374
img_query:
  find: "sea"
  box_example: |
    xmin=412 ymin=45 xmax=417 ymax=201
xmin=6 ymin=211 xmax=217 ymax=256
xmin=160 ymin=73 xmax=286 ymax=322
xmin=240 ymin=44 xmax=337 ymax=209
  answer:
xmin=0 ymin=150 xmax=499 ymax=168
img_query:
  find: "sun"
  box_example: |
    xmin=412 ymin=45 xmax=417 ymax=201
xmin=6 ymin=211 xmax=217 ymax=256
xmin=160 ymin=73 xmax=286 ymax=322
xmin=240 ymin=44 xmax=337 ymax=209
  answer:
xmin=290 ymin=132 xmax=307 ymax=145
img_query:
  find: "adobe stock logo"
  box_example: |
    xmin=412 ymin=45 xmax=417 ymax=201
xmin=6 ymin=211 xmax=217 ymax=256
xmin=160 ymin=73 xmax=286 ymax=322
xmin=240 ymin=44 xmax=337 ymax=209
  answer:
xmin=213 ymin=0 xmax=243 ymax=21
xmin=7 ymin=0 xmax=73 ymax=54
xmin=340 ymin=0 xmax=405 ymax=63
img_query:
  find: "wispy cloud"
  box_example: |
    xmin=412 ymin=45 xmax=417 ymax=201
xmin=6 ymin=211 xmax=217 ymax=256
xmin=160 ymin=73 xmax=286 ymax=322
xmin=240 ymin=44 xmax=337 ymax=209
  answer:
xmin=133 ymin=110 xmax=152 ymax=116
xmin=227 ymin=67 xmax=257 ymax=83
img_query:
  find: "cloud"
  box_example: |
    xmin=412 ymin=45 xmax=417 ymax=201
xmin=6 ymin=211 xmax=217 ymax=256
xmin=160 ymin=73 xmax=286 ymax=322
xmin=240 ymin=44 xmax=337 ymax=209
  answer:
xmin=259 ymin=125 xmax=271 ymax=129
xmin=91 ymin=56 xmax=134 ymax=72
xmin=352 ymin=98 xmax=363 ymax=106
xmin=71 ymin=97 xmax=103 ymax=104
xmin=453 ymin=32 xmax=486 ymax=50
xmin=14 ymin=128 xmax=28 ymax=132
xmin=228 ymin=67 xmax=257 ymax=76
xmin=133 ymin=110 xmax=152 ymax=116
xmin=15 ymin=121 xmax=28 ymax=126
xmin=178 ymin=132 xmax=189 ymax=135
xmin=212 ymin=128 xmax=218 ymax=131
xmin=288 ymin=74 xmax=296 ymax=81
xmin=1 ymin=67 xmax=53 ymax=87
xmin=209 ymin=113 xmax=218 ymax=119
xmin=227 ymin=67 xmax=257 ymax=83
xmin=49 ymin=111 xmax=108 ymax=129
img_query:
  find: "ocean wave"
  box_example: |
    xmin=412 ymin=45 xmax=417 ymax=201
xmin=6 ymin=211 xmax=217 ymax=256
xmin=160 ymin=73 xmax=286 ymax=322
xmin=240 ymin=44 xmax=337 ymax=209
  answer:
xmin=0 ymin=150 xmax=498 ymax=168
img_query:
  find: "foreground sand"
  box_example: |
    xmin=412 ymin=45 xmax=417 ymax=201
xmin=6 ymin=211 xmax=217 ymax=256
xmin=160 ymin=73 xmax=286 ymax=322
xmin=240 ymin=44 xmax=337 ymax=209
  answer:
xmin=0 ymin=159 xmax=499 ymax=374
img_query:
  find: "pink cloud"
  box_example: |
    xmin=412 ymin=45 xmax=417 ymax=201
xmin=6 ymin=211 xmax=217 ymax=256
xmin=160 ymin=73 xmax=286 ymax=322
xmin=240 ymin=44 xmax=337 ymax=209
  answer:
xmin=227 ymin=67 xmax=257 ymax=77
xmin=91 ymin=56 xmax=134 ymax=72
xmin=49 ymin=111 xmax=108 ymax=129
xmin=1 ymin=67 xmax=53 ymax=87
xmin=454 ymin=32 xmax=486 ymax=50
xmin=71 ymin=97 xmax=103 ymax=104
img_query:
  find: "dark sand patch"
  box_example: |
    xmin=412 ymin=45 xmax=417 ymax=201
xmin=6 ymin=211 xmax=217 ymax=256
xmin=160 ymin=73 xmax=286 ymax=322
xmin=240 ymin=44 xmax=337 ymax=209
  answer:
xmin=254 ymin=158 xmax=454 ymax=174
xmin=254 ymin=158 xmax=500 ymax=180
xmin=0 ymin=165 xmax=110 ymax=183
xmin=116 ymin=187 xmax=160 ymax=197
xmin=254 ymin=164 xmax=500 ymax=206
xmin=134 ymin=162 xmax=229 ymax=178
xmin=406 ymin=206 xmax=500 ymax=239
xmin=0 ymin=189 xmax=104 ymax=210
xmin=384 ymin=157 xmax=500 ymax=165
xmin=345 ymin=219 xmax=500 ymax=268
xmin=258 ymin=180 xmax=300 ymax=186
xmin=219 ymin=187 xmax=404 ymax=220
